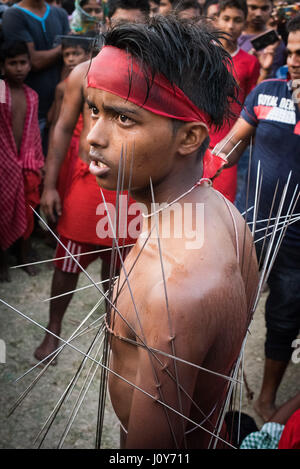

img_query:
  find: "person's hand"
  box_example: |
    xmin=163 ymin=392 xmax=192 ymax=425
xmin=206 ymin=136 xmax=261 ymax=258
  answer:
xmin=40 ymin=188 xmax=62 ymax=224
xmin=257 ymin=40 xmax=280 ymax=71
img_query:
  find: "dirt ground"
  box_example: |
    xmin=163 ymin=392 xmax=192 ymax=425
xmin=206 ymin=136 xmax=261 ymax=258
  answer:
xmin=0 ymin=234 xmax=299 ymax=449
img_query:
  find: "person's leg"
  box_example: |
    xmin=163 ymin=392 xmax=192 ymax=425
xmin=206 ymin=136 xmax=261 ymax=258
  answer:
xmin=18 ymin=237 xmax=37 ymax=276
xmin=254 ymin=247 xmax=300 ymax=422
xmin=254 ymin=358 xmax=289 ymax=421
xmin=34 ymin=267 xmax=79 ymax=363
xmin=0 ymin=248 xmax=10 ymax=282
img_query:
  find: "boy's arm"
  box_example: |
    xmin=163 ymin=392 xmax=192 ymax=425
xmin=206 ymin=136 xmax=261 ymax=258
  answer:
xmin=214 ymin=84 xmax=260 ymax=168
xmin=41 ymin=61 xmax=89 ymax=222
xmin=213 ymin=117 xmax=255 ymax=168
xmin=26 ymin=42 xmax=62 ymax=72
xmin=47 ymin=82 xmax=65 ymax=146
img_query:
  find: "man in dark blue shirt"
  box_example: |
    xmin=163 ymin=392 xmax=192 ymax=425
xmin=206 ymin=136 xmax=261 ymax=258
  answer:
xmin=215 ymin=13 xmax=300 ymax=423
xmin=2 ymin=0 xmax=69 ymax=127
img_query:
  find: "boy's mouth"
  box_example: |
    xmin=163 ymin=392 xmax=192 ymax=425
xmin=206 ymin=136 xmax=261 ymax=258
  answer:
xmin=89 ymin=158 xmax=110 ymax=178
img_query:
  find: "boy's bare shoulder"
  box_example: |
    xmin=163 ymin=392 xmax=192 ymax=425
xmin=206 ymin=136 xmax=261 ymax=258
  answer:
xmin=68 ymin=60 xmax=91 ymax=83
xmin=55 ymin=80 xmax=66 ymax=96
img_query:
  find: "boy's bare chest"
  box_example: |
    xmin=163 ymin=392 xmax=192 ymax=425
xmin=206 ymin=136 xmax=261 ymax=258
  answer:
xmin=11 ymin=88 xmax=27 ymax=152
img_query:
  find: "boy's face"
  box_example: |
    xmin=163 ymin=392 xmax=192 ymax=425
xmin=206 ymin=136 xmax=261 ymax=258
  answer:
xmin=206 ymin=4 xmax=219 ymax=24
xmin=4 ymin=53 xmax=31 ymax=85
xmin=286 ymin=30 xmax=300 ymax=82
xmin=159 ymin=0 xmax=173 ymax=15
xmin=82 ymin=0 xmax=103 ymax=21
xmin=246 ymin=0 xmax=272 ymax=29
xmin=87 ymin=88 xmax=180 ymax=192
xmin=110 ymin=8 xmax=147 ymax=27
xmin=178 ymin=8 xmax=199 ymax=20
xmin=149 ymin=1 xmax=159 ymax=17
xmin=62 ymin=46 xmax=89 ymax=71
xmin=217 ymin=7 xmax=246 ymax=44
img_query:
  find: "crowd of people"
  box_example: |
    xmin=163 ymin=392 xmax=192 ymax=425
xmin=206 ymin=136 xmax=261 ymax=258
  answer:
xmin=0 ymin=0 xmax=299 ymax=450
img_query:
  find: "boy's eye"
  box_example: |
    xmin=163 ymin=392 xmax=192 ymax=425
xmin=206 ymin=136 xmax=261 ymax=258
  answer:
xmin=119 ymin=114 xmax=128 ymax=123
xmin=88 ymin=103 xmax=99 ymax=115
xmin=117 ymin=114 xmax=134 ymax=125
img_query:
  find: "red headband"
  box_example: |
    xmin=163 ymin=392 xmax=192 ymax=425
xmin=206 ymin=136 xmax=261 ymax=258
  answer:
xmin=87 ymin=46 xmax=211 ymax=129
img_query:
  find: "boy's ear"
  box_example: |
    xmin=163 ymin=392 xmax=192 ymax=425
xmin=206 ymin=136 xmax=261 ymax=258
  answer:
xmin=176 ymin=122 xmax=209 ymax=156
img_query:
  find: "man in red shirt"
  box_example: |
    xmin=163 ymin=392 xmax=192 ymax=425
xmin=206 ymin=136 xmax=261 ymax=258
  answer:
xmin=208 ymin=0 xmax=260 ymax=202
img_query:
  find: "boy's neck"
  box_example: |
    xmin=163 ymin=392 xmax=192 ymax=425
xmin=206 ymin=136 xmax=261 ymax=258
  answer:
xmin=18 ymin=0 xmax=46 ymax=11
xmin=131 ymin=157 xmax=204 ymax=215
xmin=221 ymin=38 xmax=239 ymax=55
xmin=6 ymin=79 xmax=24 ymax=90
xmin=244 ymin=22 xmax=266 ymax=35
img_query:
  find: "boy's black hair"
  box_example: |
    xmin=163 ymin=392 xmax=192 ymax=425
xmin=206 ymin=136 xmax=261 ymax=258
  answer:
xmin=203 ymin=0 xmax=218 ymax=16
xmin=0 ymin=41 xmax=30 ymax=62
xmin=287 ymin=12 xmax=300 ymax=33
xmin=61 ymin=34 xmax=95 ymax=53
xmin=174 ymin=0 xmax=202 ymax=13
xmin=80 ymin=0 xmax=102 ymax=8
xmin=218 ymin=0 xmax=247 ymax=18
xmin=150 ymin=0 xmax=160 ymax=4
xmin=108 ymin=0 xmax=150 ymax=19
xmin=61 ymin=0 xmax=75 ymax=15
xmin=104 ymin=15 xmax=239 ymax=131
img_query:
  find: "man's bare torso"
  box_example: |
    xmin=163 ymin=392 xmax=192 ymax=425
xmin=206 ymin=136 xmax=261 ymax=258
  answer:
xmin=107 ymin=186 xmax=258 ymax=448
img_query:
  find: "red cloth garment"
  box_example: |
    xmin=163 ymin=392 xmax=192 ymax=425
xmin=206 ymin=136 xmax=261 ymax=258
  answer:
xmin=57 ymin=114 xmax=83 ymax=203
xmin=0 ymin=81 xmax=44 ymax=250
xmin=57 ymin=157 xmax=141 ymax=246
xmin=202 ymin=148 xmax=227 ymax=180
xmin=278 ymin=409 xmax=300 ymax=449
xmin=54 ymin=236 xmax=132 ymax=273
xmin=87 ymin=46 xmax=211 ymax=127
xmin=23 ymin=170 xmax=41 ymax=240
xmin=207 ymin=48 xmax=260 ymax=202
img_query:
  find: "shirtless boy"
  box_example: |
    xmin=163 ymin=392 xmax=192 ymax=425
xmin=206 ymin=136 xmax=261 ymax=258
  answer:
xmin=47 ymin=35 xmax=92 ymax=142
xmin=0 ymin=42 xmax=44 ymax=282
xmin=87 ymin=17 xmax=259 ymax=448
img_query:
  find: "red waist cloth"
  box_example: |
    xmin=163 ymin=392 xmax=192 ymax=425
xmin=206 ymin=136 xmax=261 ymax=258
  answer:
xmin=23 ymin=170 xmax=41 ymax=240
xmin=57 ymin=157 xmax=141 ymax=246
xmin=57 ymin=115 xmax=83 ymax=203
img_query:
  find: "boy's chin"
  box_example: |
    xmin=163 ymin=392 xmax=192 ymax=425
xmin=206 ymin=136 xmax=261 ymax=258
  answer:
xmin=95 ymin=176 xmax=118 ymax=192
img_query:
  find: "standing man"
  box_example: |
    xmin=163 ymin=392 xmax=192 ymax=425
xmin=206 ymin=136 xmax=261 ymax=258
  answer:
xmin=215 ymin=13 xmax=300 ymax=422
xmin=238 ymin=0 xmax=286 ymax=78
xmin=2 ymin=0 xmax=69 ymax=144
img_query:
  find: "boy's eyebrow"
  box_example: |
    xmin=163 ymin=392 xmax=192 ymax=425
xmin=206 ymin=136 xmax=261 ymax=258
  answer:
xmin=286 ymin=48 xmax=300 ymax=55
xmin=86 ymin=98 xmax=95 ymax=108
xmin=85 ymin=97 xmax=141 ymax=116
xmin=102 ymin=102 xmax=140 ymax=116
